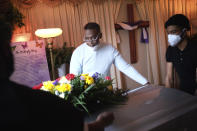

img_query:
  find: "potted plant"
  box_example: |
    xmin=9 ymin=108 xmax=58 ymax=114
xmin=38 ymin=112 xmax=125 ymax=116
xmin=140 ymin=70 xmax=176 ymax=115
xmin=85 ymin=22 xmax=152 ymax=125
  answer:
xmin=46 ymin=42 xmax=75 ymax=78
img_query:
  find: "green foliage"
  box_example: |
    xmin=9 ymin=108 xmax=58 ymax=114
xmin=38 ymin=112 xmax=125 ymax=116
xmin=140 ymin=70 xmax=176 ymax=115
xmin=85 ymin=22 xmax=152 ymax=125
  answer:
xmin=46 ymin=42 xmax=75 ymax=70
xmin=66 ymin=74 xmax=128 ymax=114
xmin=39 ymin=73 xmax=128 ymax=114
xmin=53 ymin=42 xmax=75 ymax=68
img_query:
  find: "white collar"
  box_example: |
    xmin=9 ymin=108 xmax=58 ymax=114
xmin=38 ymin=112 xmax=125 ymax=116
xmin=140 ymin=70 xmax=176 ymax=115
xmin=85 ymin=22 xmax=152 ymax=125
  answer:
xmin=85 ymin=42 xmax=101 ymax=52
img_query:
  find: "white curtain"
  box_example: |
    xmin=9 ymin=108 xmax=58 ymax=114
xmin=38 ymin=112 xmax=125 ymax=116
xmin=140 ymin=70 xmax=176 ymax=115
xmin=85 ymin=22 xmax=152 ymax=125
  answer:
xmin=135 ymin=0 xmax=197 ymax=85
xmin=12 ymin=0 xmax=123 ymax=88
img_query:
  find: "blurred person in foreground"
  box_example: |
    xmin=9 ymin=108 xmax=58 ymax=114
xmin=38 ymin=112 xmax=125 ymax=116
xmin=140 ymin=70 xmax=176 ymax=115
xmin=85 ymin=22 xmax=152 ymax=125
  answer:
xmin=0 ymin=20 xmax=114 ymax=131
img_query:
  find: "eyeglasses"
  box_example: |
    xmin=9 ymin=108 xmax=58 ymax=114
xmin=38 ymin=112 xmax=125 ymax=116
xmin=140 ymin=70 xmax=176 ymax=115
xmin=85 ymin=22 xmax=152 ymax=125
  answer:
xmin=83 ymin=34 xmax=99 ymax=42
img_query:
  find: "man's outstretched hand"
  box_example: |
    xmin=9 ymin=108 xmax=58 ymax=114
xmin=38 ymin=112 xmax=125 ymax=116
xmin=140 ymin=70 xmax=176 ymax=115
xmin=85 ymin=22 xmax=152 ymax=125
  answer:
xmin=96 ymin=112 xmax=114 ymax=127
xmin=144 ymin=82 xmax=150 ymax=86
xmin=87 ymin=112 xmax=114 ymax=131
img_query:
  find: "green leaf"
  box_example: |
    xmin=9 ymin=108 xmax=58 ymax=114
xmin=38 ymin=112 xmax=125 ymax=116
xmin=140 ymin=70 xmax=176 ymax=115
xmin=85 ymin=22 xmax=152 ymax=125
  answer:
xmin=83 ymin=84 xmax=95 ymax=93
xmin=73 ymin=96 xmax=89 ymax=114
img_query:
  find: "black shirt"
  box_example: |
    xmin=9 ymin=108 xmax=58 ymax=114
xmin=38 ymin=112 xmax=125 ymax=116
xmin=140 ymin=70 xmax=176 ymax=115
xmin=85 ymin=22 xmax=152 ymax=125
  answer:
xmin=166 ymin=39 xmax=197 ymax=94
xmin=0 ymin=79 xmax=84 ymax=130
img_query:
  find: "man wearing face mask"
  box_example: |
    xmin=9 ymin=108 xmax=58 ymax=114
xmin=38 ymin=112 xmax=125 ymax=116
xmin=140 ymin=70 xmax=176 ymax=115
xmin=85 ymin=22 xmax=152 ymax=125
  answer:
xmin=70 ymin=22 xmax=149 ymax=86
xmin=165 ymin=14 xmax=197 ymax=95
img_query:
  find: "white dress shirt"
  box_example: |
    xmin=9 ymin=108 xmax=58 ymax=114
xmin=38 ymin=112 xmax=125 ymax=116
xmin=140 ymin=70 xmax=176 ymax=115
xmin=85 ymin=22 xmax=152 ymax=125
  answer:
xmin=70 ymin=42 xmax=148 ymax=85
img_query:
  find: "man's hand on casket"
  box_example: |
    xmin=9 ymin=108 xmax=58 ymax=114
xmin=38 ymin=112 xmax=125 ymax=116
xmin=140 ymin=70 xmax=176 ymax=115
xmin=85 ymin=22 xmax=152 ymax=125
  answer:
xmin=144 ymin=82 xmax=150 ymax=86
xmin=86 ymin=112 xmax=114 ymax=131
xmin=96 ymin=112 xmax=114 ymax=127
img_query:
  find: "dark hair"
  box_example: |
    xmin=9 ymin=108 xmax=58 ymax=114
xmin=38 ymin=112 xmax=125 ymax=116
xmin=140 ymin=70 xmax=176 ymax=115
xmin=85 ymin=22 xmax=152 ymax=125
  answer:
xmin=164 ymin=14 xmax=190 ymax=30
xmin=0 ymin=20 xmax=13 ymax=49
xmin=84 ymin=22 xmax=101 ymax=33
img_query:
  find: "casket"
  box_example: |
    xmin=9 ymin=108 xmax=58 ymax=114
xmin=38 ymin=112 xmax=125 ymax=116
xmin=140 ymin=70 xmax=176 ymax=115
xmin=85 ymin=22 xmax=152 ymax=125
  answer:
xmin=86 ymin=85 xmax=197 ymax=131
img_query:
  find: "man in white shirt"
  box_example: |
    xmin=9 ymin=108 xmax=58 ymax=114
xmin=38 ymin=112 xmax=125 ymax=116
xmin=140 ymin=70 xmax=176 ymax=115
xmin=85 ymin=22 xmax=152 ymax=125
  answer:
xmin=0 ymin=19 xmax=114 ymax=131
xmin=70 ymin=22 xmax=149 ymax=85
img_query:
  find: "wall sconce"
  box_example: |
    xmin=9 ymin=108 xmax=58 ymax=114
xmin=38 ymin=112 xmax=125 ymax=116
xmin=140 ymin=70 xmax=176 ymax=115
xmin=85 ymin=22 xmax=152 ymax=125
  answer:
xmin=12 ymin=33 xmax=31 ymax=42
xmin=35 ymin=28 xmax=63 ymax=80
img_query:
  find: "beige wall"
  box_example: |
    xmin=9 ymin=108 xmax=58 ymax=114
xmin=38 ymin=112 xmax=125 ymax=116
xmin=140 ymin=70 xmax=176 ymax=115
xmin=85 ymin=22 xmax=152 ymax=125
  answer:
xmin=117 ymin=0 xmax=148 ymax=89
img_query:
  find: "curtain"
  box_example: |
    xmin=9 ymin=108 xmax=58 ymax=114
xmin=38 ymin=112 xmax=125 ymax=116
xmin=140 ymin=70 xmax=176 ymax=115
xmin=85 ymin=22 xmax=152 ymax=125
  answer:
xmin=135 ymin=0 xmax=197 ymax=85
xmin=11 ymin=0 xmax=123 ymax=88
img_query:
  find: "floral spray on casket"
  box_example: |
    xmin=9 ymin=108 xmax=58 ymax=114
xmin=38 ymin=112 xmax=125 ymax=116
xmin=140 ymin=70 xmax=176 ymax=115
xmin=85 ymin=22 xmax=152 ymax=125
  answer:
xmin=33 ymin=72 xmax=128 ymax=114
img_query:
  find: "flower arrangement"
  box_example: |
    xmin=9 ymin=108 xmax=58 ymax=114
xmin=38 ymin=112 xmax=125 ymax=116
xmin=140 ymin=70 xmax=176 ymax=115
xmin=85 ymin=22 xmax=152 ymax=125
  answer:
xmin=33 ymin=73 xmax=128 ymax=114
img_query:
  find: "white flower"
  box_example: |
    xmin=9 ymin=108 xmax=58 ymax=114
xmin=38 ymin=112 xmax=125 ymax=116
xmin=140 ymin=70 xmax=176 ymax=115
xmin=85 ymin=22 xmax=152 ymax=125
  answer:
xmin=59 ymin=76 xmax=71 ymax=84
xmin=59 ymin=93 xmax=65 ymax=99
xmin=40 ymin=86 xmax=49 ymax=92
xmin=55 ymin=90 xmax=59 ymax=95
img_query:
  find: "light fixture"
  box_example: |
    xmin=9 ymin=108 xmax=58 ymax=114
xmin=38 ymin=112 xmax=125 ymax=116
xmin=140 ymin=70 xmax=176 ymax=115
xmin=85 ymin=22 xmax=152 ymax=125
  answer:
xmin=35 ymin=28 xmax=62 ymax=38
xmin=12 ymin=33 xmax=31 ymax=42
xmin=35 ymin=28 xmax=63 ymax=80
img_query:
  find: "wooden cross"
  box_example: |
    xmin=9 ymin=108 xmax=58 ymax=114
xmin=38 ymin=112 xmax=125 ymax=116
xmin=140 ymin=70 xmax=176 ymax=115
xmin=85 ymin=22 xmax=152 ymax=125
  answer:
xmin=115 ymin=4 xmax=149 ymax=64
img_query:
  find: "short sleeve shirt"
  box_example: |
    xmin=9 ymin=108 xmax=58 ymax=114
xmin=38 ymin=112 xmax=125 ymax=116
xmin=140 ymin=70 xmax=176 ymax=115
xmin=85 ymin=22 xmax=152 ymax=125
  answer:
xmin=166 ymin=40 xmax=197 ymax=91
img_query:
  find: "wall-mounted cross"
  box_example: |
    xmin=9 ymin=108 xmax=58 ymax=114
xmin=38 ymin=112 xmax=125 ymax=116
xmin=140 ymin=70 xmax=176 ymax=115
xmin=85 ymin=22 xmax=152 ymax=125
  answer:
xmin=115 ymin=4 xmax=149 ymax=64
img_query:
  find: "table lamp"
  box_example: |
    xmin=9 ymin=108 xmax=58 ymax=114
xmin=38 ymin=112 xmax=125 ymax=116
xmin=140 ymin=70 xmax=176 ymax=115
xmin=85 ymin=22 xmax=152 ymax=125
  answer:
xmin=35 ymin=28 xmax=63 ymax=80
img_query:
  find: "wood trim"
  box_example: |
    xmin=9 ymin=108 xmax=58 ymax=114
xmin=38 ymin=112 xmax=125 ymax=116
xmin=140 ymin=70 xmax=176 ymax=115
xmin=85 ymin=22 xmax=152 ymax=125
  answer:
xmin=127 ymin=4 xmax=137 ymax=63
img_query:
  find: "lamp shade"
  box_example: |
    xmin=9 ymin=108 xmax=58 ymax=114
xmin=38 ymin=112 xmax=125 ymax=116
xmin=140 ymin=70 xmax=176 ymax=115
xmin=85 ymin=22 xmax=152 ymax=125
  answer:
xmin=35 ymin=28 xmax=63 ymax=38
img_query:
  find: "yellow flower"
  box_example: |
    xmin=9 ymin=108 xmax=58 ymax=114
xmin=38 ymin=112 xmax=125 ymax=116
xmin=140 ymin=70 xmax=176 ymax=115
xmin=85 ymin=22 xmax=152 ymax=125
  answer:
xmin=64 ymin=84 xmax=72 ymax=92
xmin=56 ymin=83 xmax=72 ymax=93
xmin=81 ymin=74 xmax=89 ymax=80
xmin=107 ymin=85 xmax=113 ymax=91
xmin=43 ymin=81 xmax=54 ymax=91
xmin=84 ymin=85 xmax=88 ymax=89
xmin=81 ymin=74 xmax=89 ymax=76
xmin=85 ymin=76 xmax=94 ymax=85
